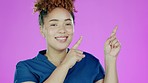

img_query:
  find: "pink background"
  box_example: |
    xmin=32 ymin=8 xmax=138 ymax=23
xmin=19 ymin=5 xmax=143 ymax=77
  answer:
xmin=0 ymin=0 xmax=148 ymax=83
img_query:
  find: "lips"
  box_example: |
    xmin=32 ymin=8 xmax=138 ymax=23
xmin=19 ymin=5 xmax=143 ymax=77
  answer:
xmin=55 ymin=36 xmax=68 ymax=43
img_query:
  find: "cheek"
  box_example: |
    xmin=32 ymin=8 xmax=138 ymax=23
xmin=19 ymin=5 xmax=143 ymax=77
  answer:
xmin=44 ymin=29 xmax=56 ymax=39
xmin=48 ymin=28 xmax=57 ymax=34
xmin=67 ymin=27 xmax=74 ymax=35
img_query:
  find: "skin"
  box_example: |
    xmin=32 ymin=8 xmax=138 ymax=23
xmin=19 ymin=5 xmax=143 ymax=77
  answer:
xmin=40 ymin=8 xmax=76 ymax=66
xmin=22 ymin=8 xmax=121 ymax=83
xmin=96 ymin=26 xmax=121 ymax=83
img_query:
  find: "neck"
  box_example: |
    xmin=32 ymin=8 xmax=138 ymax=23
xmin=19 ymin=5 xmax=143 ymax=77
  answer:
xmin=46 ymin=47 xmax=68 ymax=62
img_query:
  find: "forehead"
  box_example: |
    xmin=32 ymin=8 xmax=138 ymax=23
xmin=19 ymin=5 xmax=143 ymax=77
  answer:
xmin=45 ymin=8 xmax=72 ymax=21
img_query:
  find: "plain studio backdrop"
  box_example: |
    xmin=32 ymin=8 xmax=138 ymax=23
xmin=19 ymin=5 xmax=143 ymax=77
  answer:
xmin=0 ymin=0 xmax=148 ymax=83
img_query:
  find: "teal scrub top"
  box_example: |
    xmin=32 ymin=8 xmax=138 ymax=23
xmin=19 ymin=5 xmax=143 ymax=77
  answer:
xmin=14 ymin=49 xmax=105 ymax=83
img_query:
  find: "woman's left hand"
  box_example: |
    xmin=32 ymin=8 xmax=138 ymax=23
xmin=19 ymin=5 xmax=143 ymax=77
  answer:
xmin=104 ymin=26 xmax=121 ymax=57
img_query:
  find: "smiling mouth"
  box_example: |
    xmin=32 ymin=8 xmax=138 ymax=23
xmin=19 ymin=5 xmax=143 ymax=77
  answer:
xmin=55 ymin=36 xmax=68 ymax=43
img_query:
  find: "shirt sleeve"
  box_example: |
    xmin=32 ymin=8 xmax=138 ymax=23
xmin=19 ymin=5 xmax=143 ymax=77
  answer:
xmin=94 ymin=60 xmax=105 ymax=82
xmin=14 ymin=61 xmax=38 ymax=83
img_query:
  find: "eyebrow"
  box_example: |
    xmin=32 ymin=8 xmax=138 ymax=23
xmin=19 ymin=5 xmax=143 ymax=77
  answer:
xmin=64 ymin=19 xmax=72 ymax=21
xmin=49 ymin=18 xmax=72 ymax=22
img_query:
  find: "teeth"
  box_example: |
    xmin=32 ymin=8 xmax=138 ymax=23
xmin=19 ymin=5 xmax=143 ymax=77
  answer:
xmin=55 ymin=36 xmax=68 ymax=42
xmin=56 ymin=37 xmax=66 ymax=40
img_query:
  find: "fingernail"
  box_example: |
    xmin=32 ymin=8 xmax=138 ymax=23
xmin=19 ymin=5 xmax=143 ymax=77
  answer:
xmin=83 ymin=54 xmax=85 ymax=57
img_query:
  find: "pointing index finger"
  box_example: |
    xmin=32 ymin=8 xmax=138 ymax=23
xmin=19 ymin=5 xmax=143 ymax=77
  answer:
xmin=72 ymin=36 xmax=83 ymax=49
xmin=111 ymin=25 xmax=118 ymax=36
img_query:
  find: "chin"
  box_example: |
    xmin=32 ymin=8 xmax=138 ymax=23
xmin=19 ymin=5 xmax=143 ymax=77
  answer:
xmin=48 ymin=37 xmax=72 ymax=51
xmin=55 ymin=43 xmax=70 ymax=51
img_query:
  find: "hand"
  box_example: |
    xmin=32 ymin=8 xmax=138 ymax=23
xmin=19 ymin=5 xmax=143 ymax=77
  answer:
xmin=104 ymin=26 xmax=121 ymax=57
xmin=61 ymin=36 xmax=85 ymax=68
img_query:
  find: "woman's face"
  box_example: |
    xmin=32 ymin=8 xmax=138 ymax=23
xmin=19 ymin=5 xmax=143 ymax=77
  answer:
xmin=40 ymin=8 xmax=74 ymax=51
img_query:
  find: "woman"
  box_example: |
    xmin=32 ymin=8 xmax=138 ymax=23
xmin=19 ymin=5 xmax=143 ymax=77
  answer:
xmin=14 ymin=0 xmax=121 ymax=83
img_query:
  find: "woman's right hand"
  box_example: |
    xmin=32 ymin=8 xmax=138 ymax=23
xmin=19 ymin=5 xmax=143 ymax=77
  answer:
xmin=61 ymin=36 xmax=85 ymax=69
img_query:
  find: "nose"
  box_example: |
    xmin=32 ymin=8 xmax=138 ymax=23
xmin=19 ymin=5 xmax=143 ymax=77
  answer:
xmin=58 ymin=26 xmax=67 ymax=34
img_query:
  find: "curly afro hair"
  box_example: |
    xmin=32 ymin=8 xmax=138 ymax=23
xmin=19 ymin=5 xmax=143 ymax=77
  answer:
xmin=34 ymin=0 xmax=76 ymax=27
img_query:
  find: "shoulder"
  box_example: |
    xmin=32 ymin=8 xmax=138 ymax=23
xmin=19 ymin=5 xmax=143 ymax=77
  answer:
xmin=83 ymin=51 xmax=99 ymax=62
xmin=14 ymin=58 xmax=39 ymax=83
xmin=83 ymin=51 xmax=101 ymax=66
xmin=16 ymin=57 xmax=37 ymax=68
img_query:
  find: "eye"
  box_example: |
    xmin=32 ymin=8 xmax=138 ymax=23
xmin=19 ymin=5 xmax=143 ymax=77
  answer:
xmin=50 ymin=24 xmax=58 ymax=27
xmin=65 ymin=23 xmax=72 ymax=26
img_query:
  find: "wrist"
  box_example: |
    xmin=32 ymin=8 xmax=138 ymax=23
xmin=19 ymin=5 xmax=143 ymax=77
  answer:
xmin=60 ymin=61 xmax=71 ymax=69
xmin=105 ymin=54 xmax=117 ymax=66
xmin=105 ymin=54 xmax=117 ymax=60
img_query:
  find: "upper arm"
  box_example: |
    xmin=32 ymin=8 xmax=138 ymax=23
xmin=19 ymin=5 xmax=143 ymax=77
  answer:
xmin=94 ymin=61 xmax=105 ymax=82
xmin=14 ymin=61 xmax=38 ymax=83
xmin=22 ymin=82 xmax=36 ymax=83
xmin=95 ymin=79 xmax=104 ymax=83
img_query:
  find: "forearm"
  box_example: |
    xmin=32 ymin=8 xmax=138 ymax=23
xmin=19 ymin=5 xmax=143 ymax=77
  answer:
xmin=44 ymin=64 xmax=69 ymax=83
xmin=104 ymin=55 xmax=118 ymax=83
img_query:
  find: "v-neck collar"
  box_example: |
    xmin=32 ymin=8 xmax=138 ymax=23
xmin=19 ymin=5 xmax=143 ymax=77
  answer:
xmin=36 ymin=48 xmax=70 ymax=68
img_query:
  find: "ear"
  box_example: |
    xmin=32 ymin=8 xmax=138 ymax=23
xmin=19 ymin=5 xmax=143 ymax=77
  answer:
xmin=40 ymin=26 xmax=45 ymax=38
